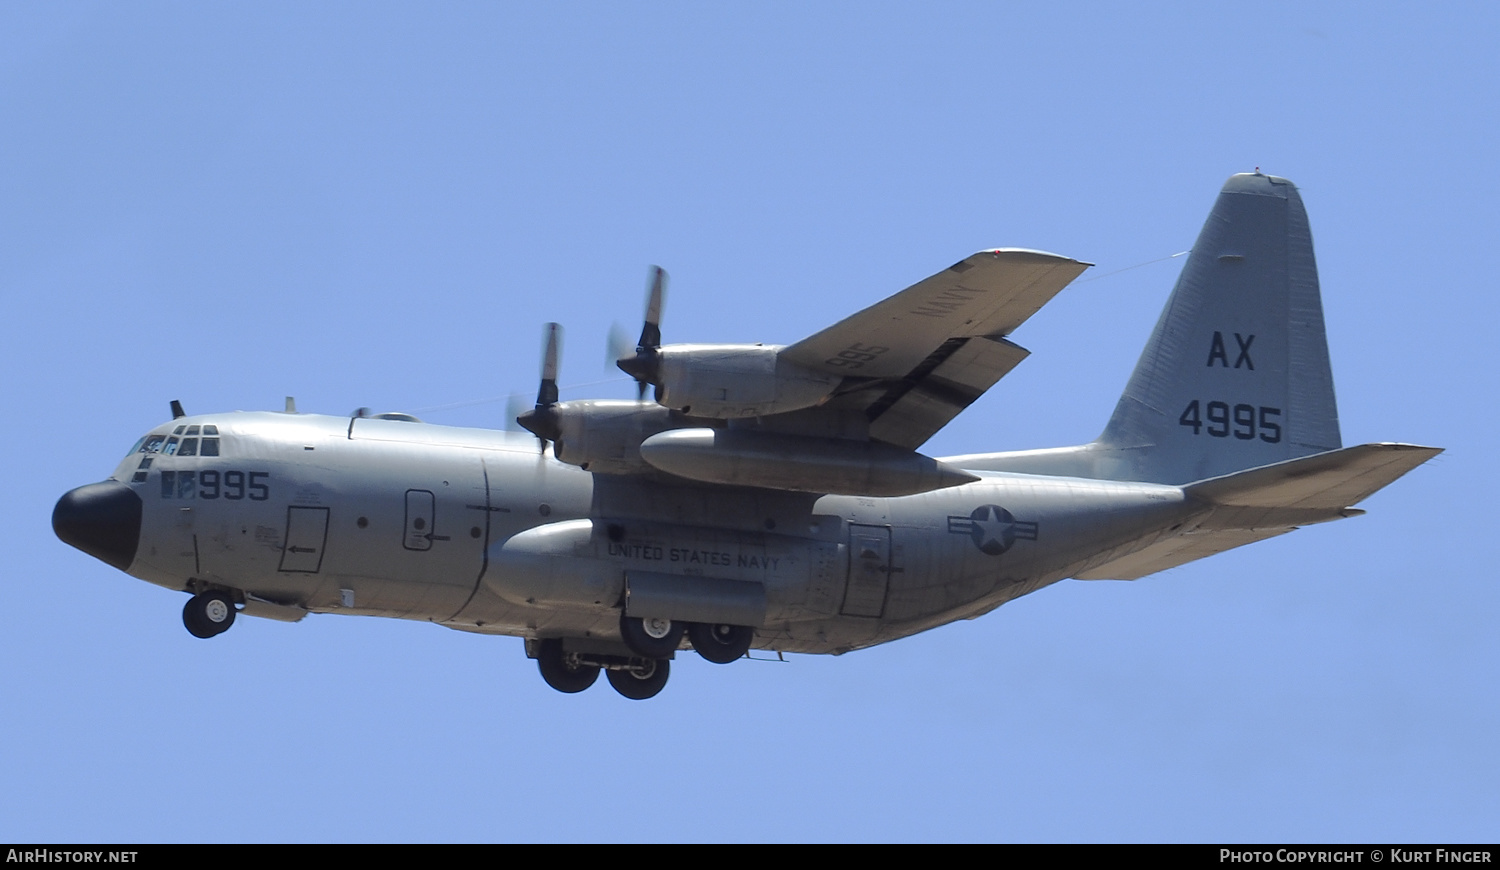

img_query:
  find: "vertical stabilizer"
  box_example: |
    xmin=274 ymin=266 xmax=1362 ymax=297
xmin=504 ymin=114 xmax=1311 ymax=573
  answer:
xmin=1095 ymin=173 xmax=1341 ymax=483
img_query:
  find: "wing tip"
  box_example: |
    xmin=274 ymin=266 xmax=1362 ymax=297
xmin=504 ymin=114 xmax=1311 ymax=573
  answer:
xmin=952 ymin=249 xmax=1092 ymax=276
xmin=975 ymin=247 xmax=1090 ymax=265
xmin=1360 ymin=442 xmax=1445 ymax=458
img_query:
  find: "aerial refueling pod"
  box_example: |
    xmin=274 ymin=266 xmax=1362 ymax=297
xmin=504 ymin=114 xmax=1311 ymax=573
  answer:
xmin=638 ymin=428 xmax=980 ymax=496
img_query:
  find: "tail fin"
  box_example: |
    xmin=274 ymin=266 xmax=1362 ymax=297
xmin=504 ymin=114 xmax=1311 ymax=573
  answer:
xmin=1094 ymin=173 xmax=1341 ymax=483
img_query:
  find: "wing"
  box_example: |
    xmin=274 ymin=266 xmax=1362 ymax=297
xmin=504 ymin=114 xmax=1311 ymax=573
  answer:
xmin=780 ymin=249 xmax=1090 ymax=448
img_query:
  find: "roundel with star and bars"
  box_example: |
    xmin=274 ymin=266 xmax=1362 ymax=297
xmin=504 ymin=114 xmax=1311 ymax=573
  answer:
xmin=946 ymin=505 xmax=1039 ymax=556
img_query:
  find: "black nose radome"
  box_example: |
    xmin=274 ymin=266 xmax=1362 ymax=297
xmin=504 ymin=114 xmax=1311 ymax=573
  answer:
xmin=53 ymin=480 xmax=142 ymax=571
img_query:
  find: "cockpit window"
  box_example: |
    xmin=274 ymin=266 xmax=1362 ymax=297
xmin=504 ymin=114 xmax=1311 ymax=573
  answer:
xmin=136 ymin=425 xmax=222 ymax=458
xmin=127 ymin=436 xmax=147 ymax=456
xmin=173 ymin=425 xmax=186 ymax=435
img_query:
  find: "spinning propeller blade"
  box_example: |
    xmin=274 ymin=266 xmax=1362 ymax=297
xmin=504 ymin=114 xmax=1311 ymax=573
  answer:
xmin=517 ymin=322 xmax=563 ymax=453
xmin=617 ymin=266 xmax=667 ymax=400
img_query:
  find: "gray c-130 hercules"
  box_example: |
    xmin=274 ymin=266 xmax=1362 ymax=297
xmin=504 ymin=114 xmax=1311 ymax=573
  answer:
xmin=54 ymin=173 xmax=1440 ymax=700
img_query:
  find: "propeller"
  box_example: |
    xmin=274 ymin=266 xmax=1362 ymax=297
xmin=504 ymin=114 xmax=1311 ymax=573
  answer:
xmin=516 ymin=322 xmax=563 ymax=453
xmin=606 ymin=322 xmax=633 ymax=371
xmin=503 ymin=394 xmax=527 ymax=432
xmin=616 ymin=266 xmax=667 ymax=401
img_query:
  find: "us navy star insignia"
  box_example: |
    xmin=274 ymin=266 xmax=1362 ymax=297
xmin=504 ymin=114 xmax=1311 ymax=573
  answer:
xmin=947 ymin=505 xmax=1039 ymax=555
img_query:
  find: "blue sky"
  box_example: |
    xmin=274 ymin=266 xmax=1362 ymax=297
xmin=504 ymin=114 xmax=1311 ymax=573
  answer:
xmin=3 ymin=2 xmax=1493 ymax=842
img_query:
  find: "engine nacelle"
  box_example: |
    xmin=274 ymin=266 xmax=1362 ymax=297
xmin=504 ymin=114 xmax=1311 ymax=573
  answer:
xmin=549 ymin=401 xmax=686 ymax=474
xmin=654 ymin=344 xmax=835 ymax=418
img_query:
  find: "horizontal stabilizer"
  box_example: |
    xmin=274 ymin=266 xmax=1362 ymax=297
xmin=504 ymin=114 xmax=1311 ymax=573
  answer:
xmin=1186 ymin=442 xmax=1441 ymax=528
xmin=1076 ymin=443 xmax=1440 ymax=581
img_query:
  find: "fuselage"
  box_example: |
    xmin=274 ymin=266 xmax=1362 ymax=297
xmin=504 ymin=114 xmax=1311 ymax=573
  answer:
xmin=58 ymin=410 xmax=1197 ymax=655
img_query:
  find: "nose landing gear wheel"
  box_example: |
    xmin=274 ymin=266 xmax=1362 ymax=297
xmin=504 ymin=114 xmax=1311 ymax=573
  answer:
xmin=536 ymin=639 xmax=600 ymax=694
xmin=606 ymin=658 xmax=670 ymax=700
xmin=688 ymin=622 xmax=754 ymax=664
xmin=620 ymin=612 xmax=685 ymax=658
xmin=183 ymin=591 xmax=236 ymax=638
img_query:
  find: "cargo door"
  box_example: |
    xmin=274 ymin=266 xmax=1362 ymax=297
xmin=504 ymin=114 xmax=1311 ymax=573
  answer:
xmin=842 ymin=524 xmax=890 ymax=618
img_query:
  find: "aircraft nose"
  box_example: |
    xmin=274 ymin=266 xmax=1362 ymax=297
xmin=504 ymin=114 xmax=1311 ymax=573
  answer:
xmin=53 ymin=480 xmax=142 ymax=571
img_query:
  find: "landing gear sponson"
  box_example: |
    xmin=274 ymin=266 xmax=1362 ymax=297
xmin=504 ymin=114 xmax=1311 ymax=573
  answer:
xmin=531 ymin=612 xmax=755 ymax=700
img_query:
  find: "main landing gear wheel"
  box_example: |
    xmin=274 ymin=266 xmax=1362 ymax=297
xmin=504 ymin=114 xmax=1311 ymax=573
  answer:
xmin=688 ymin=622 xmax=754 ymax=664
xmin=620 ymin=612 xmax=685 ymax=659
xmin=607 ymin=658 xmax=670 ymax=700
xmin=182 ymin=591 xmax=236 ymax=639
xmin=536 ymin=639 xmax=600 ymax=694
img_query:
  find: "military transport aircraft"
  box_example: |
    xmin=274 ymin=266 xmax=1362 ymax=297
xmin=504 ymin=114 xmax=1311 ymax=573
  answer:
xmin=53 ymin=173 xmax=1440 ymax=700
